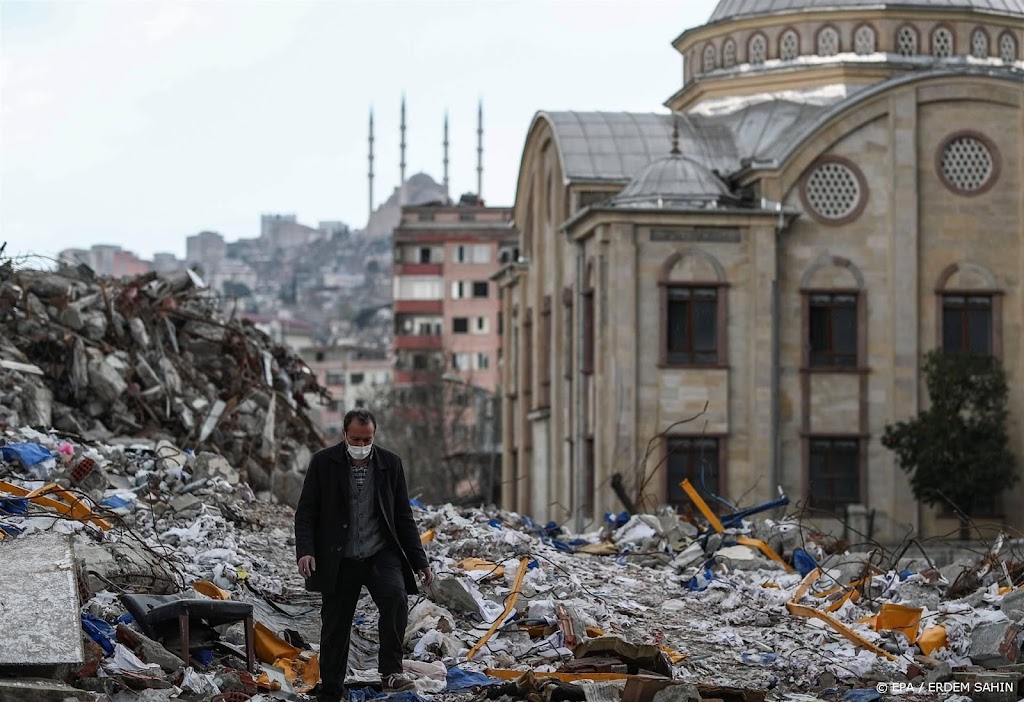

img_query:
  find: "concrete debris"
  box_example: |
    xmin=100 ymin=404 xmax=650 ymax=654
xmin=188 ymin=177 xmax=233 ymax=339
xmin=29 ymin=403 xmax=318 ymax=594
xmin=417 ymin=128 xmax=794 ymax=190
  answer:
xmin=0 ymin=262 xmax=326 ymax=506
xmin=4 ymin=267 xmax=1024 ymax=699
xmin=4 ymin=428 xmax=1024 ymax=701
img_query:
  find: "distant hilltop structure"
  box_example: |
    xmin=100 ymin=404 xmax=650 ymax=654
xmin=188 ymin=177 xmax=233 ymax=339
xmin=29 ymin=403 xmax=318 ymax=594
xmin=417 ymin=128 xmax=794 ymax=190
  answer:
xmin=364 ymin=173 xmax=449 ymax=238
xmin=363 ymin=97 xmax=486 ymax=238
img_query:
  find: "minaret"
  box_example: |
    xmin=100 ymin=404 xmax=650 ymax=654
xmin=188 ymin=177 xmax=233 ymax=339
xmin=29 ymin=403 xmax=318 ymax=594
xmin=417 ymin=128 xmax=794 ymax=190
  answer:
xmin=476 ymin=99 xmax=483 ymax=200
xmin=443 ymin=112 xmax=450 ymax=199
xmin=399 ymin=95 xmax=407 ymax=205
xmin=368 ymin=108 xmax=375 ymax=215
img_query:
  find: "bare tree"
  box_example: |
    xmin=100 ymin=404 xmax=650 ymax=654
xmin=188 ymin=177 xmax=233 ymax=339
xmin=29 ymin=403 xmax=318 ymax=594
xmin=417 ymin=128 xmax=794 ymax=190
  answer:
xmin=367 ymin=365 xmax=496 ymax=505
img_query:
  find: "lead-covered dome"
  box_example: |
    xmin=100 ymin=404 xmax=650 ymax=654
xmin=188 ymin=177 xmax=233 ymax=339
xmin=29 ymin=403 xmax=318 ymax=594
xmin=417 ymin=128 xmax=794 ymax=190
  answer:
xmin=611 ymin=151 xmax=737 ymax=209
xmin=708 ymin=0 xmax=1024 ymax=23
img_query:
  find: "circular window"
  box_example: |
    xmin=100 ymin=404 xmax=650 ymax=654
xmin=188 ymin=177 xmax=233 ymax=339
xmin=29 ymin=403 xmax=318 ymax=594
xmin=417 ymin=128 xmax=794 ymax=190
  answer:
xmin=801 ymin=159 xmax=867 ymax=224
xmin=938 ymin=133 xmax=999 ymax=195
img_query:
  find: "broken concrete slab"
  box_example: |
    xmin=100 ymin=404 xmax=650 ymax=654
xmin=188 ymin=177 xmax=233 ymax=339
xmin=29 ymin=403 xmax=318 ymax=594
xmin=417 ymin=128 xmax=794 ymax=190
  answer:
xmin=651 ymin=684 xmax=701 ymax=702
xmin=1001 ymin=588 xmax=1024 ymax=623
xmin=427 ymin=577 xmax=484 ymax=618
xmin=0 ymin=532 xmax=83 ymax=667
xmin=115 ymin=624 xmax=183 ymax=673
xmin=574 ymin=636 xmax=672 ymax=677
xmin=0 ymin=677 xmax=106 ymax=702
xmin=169 ymin=493 xmax=202 ymax=515
xmin=191 ymin=452 xmax=239 ymax=484
xmin=970 ymin=621 xmax=1023 ymax=668
xmin=87 ymin=357 xmax=128 ymax=404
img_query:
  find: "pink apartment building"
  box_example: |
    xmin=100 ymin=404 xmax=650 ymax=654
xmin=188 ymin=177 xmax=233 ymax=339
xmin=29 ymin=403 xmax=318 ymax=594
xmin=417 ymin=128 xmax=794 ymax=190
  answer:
xmin=392 ymin=204 xmax=518 ymax=392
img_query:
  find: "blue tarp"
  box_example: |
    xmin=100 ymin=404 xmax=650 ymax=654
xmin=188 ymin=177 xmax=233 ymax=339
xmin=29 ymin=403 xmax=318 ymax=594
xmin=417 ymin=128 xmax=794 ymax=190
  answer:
xmin=793 ymin=548 xmax=819 ymax=577
xmin=445 ymin=666 xmax=502 ymax=692
xmin=349 ymin=688 xmax=431 ymax=702
xmin=842 ymin=690 xmax=881 ymax=702
xmin=688 ymin=566 xmax=715 ymax=591
xmin=604 ymin=511 xmax=630 ymax=529
xmin=0 ymin=497 xmax=28 ymax=515
xmin=81 ymin=614 xmax=115 ymax=656
xmin=0 ymin=442 xmax=52 ymax=466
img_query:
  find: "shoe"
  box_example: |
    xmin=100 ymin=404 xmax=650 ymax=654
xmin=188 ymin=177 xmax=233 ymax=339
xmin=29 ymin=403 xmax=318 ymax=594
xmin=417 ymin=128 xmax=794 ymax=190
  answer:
xmin=314 ymin=683 xmax=343 ymax=702
xmin=381 ymin=672 xmax=416 ymax=693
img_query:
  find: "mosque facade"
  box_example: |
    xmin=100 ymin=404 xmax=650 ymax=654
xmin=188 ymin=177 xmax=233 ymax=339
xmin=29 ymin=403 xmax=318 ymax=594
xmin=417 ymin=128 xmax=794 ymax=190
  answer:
xmin=497 ymin=0 xmax=1024 ymax=540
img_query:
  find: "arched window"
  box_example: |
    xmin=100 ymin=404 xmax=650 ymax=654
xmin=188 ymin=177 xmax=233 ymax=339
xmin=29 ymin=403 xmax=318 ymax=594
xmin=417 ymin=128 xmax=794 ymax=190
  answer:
xmin=703 ymin=43 xmax=717 ymax=72
xmin=935 ymin=262 xmax=1002 ymax=358
xmin=931 ymin=26 xmax=954 ymax=57
xmin=780 ymin=29 xmax=800 ymax=60
xmin=723 ymin=38 xmax=737 ymax=68
xmin=800 ymin=255 xmax=865 ymax=369
xmin=748 ymin=33 xmax=767 ymax=64
xmin=817 ymin=26 xmax=839 ymax=56
xmin=896 ymin=25 xmax=918 ymax=56
xmin=1000 ymin=31 xmax=1018 ymax=62
xmin=659 ymin=249 xmax=727 ymax=368
xmin=854 ymin=24 xmax=876 ymax=55
xmin=971 ymin=28 xmax=989 ymax=58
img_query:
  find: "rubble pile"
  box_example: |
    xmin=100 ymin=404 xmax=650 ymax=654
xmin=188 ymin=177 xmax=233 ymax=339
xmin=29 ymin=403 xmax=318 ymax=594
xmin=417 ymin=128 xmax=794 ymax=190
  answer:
xmin=5 ymin=428 xmax=1024 ymax=701
xmin=0 ymin=261 xmax=326 ymax=504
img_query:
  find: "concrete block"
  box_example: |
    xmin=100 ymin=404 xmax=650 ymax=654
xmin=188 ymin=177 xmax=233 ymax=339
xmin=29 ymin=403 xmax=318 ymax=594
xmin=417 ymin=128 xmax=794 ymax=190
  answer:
xmin=0 ymin=678 xmax=104 ymax=702
xmin=192 ymin=452 xmax=239 ymax=485
xmin=427 ymin=577 xmax=483 ymax=618
xmin=169 ymin=493 xmax=202 ymax=515
xmin=87 ymin=357 xmax=127 ymax=403
xmin=651 ymin=684 xmax=701 ymax=702
xmin=1001 ymin=588 xmax=1024 ymax=623
xmin=970 ymin=622 xmax=1023 ymax=669
xmin=115 ymin=623 xmax=183 ymax=673
xmin=0 ymin=533 xmax=83 ymax=666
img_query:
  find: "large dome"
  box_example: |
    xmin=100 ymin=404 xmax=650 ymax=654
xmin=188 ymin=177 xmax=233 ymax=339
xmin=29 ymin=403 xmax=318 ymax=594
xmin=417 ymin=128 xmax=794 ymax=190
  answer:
xmin=708 ymin=0 xmax=1024 ymax=23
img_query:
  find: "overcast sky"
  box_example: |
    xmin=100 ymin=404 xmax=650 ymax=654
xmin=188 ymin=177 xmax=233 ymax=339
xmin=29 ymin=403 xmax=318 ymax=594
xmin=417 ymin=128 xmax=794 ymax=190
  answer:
xmin=1 ymin=0 xmax=719 ymax=261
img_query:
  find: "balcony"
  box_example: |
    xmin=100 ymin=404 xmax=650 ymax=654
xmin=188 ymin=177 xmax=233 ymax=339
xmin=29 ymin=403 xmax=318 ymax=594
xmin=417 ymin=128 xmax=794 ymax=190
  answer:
xmin=394 ymin=370 xmax=437 ymax=384
xmin=394 ymin=299 xmax=443 ymax=314
xmin=394 ymin=335 xmax=443 ymax=350
xmin=396 ymin=263 xmax=443 ymax=276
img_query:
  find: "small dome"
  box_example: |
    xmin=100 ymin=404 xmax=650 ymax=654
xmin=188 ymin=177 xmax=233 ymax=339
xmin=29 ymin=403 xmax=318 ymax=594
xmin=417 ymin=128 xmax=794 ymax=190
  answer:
xmin=612 ymin=153 xmax=735 ymax=208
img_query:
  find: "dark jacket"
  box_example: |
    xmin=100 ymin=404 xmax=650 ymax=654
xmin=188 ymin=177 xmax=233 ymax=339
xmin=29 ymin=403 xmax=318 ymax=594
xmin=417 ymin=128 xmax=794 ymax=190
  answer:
xmin=293 ymin=442 xmax=428 ymax=595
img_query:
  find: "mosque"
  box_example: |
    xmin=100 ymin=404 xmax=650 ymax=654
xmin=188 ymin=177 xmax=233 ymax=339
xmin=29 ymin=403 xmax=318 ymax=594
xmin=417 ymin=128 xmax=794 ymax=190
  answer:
xmin=496 ymin=0 xmax=1024 ymax=540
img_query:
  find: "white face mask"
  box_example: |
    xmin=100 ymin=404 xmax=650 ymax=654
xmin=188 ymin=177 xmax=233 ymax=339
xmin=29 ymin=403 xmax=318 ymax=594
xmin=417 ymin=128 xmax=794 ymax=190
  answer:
xmin=347 ymin=442 xmax=372 ymax=460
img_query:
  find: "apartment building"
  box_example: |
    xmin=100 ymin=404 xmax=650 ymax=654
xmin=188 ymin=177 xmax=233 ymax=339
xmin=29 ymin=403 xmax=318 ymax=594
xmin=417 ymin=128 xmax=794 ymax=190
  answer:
xmin=391 ymin=203 xmax=518 ymax=392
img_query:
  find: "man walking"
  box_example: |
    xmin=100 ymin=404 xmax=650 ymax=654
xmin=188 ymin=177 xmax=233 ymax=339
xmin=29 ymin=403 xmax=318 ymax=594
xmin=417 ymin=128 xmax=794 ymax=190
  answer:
xmin=295 ymin=408 xmax=434 ymax=702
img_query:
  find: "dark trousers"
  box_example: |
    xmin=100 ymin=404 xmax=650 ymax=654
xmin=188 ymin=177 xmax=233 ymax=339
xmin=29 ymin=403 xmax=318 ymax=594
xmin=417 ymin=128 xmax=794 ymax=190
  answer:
xmin=319 ymin=547 xmax=408 ymax=695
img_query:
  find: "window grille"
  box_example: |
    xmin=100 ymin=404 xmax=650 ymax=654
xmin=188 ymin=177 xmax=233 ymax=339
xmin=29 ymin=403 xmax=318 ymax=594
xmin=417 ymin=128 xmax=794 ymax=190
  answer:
xmin=972 ymin=28 xmax=989 ymax=58
xmin=932 ymin=27 xmax=953 ymax=57
xmin=896 ymin=26 xmax=918 ymax=56
xmin=780 ymin=30 xmax=799 ymax=60
xmin=749 ymin=34 xmax=767 ymax=64
xmin=703 ymin=44 xmax=716 ymax=72
xmin=817 ymin=27 xmax=839 ymax=56
xmin=940 ymin=136 xmax=995 ymax=193
xmin=999 ymin=33 xmax=1017 ymax=62
xmin=854 ymin=25 xmax=876 ymax=55
xmin=805 ymin=162 xmax=862 ymax=221
xmin=723 ymin=39 xmax=736 ymax=68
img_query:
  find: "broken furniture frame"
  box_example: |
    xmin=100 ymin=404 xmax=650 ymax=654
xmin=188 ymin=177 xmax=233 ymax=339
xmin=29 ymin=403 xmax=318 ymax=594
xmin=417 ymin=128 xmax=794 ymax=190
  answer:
xmin=119 ymin=593 xmax=256 ymax=672
xmin=679 ymin=479 xmax=794 ymax=574
xmin=0 ymin=481 xmax=111 ymax=531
